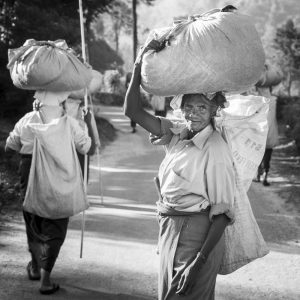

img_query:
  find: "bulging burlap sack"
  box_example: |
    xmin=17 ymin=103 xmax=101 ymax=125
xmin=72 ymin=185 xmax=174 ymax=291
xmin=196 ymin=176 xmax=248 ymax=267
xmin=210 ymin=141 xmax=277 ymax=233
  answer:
xmin=7 ymin=39 xmax=92 ymax=92
xmin=141 ymin=9 xmax=265 ymax=96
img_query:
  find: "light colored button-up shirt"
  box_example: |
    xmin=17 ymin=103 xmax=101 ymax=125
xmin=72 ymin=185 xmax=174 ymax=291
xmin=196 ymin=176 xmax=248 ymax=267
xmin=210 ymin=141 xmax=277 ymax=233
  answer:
xmin=151 ymin=118 xmax=235 ymax=222
xmin=6 ymin=108 xmax=91 ymax=155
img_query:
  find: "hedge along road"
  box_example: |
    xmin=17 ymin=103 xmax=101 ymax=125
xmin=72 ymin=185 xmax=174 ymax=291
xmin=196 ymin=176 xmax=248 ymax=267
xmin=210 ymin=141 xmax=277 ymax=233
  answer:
xmin=0 ymin=104 xmax=299 ymax=300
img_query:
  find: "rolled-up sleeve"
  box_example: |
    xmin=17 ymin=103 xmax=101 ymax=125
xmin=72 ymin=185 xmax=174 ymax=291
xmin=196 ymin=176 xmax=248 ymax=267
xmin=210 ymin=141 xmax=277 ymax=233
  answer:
xmin=206 ymin=162 xmax=235 ymax=224
xmin=69 ymin=117 xmax=91 ymax=155
xmin=149 ymin=117 xmax=177 ymax=146
xmin=6 ymin=121 xmax=22 ymax=152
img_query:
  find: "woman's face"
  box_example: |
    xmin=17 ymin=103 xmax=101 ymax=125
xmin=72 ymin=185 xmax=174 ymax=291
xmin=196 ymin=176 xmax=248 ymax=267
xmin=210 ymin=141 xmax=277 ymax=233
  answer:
xmin=182 ymin=94 xmax=216 ymax=133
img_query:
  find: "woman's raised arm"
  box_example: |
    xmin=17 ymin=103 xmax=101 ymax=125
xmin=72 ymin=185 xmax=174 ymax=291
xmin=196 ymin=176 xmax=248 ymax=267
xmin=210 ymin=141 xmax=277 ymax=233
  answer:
xmin=123 ymin=40 xmax=162 ymax=136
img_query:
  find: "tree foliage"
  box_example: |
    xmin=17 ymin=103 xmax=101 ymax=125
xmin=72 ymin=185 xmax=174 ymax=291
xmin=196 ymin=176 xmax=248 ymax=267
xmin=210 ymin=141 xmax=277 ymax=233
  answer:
xmin=0 ymin=0 xmax=115 ymax=117
xmin=274 ymin=19 xmax=300 ymax=96
xmin=1 ymin=0 xmax=79 ymax=47
xmin=132 ymin=0 xmax=155 ymax=61
xmin=89 ymin=39 xmax=123 ymax=72
xmin=93 ymin=0 xmax=155 ymax=65
xmin=94 ymin=0 xmax=132 ymax=54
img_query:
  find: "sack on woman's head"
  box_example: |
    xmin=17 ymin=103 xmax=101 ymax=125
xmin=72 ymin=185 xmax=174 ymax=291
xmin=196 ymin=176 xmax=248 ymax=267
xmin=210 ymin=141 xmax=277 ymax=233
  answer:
xmin=141 ymin=9 xmax=265 ymax=96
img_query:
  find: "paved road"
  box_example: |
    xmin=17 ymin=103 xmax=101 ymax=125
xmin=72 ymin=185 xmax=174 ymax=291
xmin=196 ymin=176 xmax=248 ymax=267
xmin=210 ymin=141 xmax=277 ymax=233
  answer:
xmin=0 ymin=105 xmax=299 ymax=300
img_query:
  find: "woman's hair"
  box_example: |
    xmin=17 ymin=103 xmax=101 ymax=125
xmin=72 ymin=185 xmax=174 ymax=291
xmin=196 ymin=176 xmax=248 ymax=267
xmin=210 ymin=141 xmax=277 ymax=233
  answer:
xmin=212 ymin=92 xmax=227 ymax=108
xmin=221 ymin=5 xmax=237 ymax=12
xmin=180 ymin=92 xmax=227 ymax=109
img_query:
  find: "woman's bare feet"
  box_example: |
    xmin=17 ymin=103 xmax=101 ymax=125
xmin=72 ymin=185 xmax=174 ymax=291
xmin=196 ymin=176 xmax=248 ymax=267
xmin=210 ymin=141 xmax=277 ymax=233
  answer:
xmin=39 ymin=269 xmax=60 ymax=295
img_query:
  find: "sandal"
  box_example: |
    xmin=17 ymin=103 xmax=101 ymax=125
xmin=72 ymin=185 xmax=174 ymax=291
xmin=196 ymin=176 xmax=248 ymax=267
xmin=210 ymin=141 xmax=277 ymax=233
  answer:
xmin=39 ymin=283 xmax=60 ymax=295
xmin=26 ymin=261 xmax=41 ymax=281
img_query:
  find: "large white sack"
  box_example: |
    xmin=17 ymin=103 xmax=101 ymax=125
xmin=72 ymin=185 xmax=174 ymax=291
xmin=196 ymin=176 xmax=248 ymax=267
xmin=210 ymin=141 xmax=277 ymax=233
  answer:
xmin=256 ymin=86 xmax=279 ymax=148
xmin=219 ymin=172 xmax=269 ymax=274
xmin=141 ymin=9 xmax=265 ymax=96
xmin=23 ymin=115 xmax=89 ymax=219
xmin=7 ymin=39 xmax=93 ymax=92
xmin=214 ymin=95 xmax=270 ymax=274
xmin=216 ymin=94 xmax=269 ymax=190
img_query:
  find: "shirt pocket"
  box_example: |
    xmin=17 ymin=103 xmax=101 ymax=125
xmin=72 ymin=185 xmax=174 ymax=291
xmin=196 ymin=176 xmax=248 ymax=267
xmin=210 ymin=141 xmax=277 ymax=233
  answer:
xmin=162 ymin=168 xmax=191 ymax=198
xmin=171 ymin=168 xmax=191 ymax=183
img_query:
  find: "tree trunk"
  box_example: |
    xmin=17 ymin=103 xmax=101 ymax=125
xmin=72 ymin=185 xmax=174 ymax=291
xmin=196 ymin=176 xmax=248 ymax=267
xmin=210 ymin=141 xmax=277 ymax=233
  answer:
xmin=80 ymin=9 xmax=94 ymax=65
xmin=115 ymin=29 xmax=119 ymax=54
xmin=114 ymin=22 xmax=120 ymax=54
xmin=132 ymin=0 xmax=137 ymax=63
xmin=85 ymin=19 xmax=91 ymax=64
xmin=287 ymin=72 xmax=292 ymax=97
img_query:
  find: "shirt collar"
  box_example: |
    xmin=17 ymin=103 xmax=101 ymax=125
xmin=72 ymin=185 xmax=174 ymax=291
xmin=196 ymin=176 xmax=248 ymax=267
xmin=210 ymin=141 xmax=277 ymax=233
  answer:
xmin=171 ymin=123 xmax=214 ymax=150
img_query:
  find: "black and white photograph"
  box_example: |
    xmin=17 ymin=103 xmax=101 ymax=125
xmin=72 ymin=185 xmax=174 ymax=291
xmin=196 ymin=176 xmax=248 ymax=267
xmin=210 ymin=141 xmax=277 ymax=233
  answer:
xmin=0 ymin=0 xmax=299 ymax=299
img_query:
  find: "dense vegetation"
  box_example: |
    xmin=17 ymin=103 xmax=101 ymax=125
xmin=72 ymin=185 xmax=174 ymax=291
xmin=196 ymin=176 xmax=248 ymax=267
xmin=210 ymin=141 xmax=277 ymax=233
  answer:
xmin=0 ymin=0 xmax=117 ymax=117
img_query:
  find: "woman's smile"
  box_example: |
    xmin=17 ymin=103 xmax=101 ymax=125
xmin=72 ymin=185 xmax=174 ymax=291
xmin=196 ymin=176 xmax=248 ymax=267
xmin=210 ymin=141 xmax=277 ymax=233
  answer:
xmin=186 ymin=117 xmax=202 ymax=122
xmin=181 ymin=94 xmax=217 ymax=133
xmin=186 ymin=119 xmax=203 ymax=125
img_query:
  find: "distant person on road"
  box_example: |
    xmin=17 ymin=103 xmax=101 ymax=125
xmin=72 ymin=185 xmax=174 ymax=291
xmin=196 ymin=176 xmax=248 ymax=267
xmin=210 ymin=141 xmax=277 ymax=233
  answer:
xmin=5 ymin=91 xmax=92 ymax=295
xmin=150 ymin=94 xmax=167 ymax=117
xmin=125 ymin=72 xmax=137 ymax=133
xmin=124 ymin=40 xmax=235 ymax=300
xmin=255 ymin=86 xmax=279 ymax=186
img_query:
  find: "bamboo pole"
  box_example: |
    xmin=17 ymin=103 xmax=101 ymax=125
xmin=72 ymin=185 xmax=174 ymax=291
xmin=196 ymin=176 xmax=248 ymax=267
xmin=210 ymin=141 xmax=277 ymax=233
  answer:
xmin=79 ymin=0 xmax=88 ymax=259
xmin=88 ymin=96 xmax=104 ymax=204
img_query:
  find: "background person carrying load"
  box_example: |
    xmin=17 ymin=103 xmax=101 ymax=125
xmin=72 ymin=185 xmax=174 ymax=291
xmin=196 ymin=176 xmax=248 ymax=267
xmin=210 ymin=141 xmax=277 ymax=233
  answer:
xmin=254 ymin=63 xmax=284 ymax=186
xmin=124 ymin=5 xmax=269 ymax=300
xmin=5 ymin=39 xmax=94 ymax=295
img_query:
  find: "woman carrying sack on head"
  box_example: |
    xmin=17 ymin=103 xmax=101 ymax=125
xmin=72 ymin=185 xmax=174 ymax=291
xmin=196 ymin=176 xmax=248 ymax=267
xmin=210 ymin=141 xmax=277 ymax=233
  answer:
xmin=124 ymin=5 xmax=270 ymax=298
xmin=125 ymin=39 xmax=235 ymax=300
xmin=5 ymin=91 xmax=92 ymax=295
xmin=124 ymin=34 xmax=269 ymax=298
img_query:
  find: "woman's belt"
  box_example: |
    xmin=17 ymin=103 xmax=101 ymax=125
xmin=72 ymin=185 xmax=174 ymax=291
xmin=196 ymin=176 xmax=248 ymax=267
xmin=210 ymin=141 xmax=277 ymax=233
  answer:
xmin=157 ymin=200 xmax=210 ymax=217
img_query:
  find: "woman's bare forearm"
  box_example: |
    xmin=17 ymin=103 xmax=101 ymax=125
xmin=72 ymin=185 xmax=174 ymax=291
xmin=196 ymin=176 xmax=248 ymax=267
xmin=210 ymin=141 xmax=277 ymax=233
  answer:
xmin=123 ymin=64 xmax=143 ymax=117
xmin=123 ymin=63 xmax=161 ymax=136
xmin=196 ymin=214 xmax=229 ymax=265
